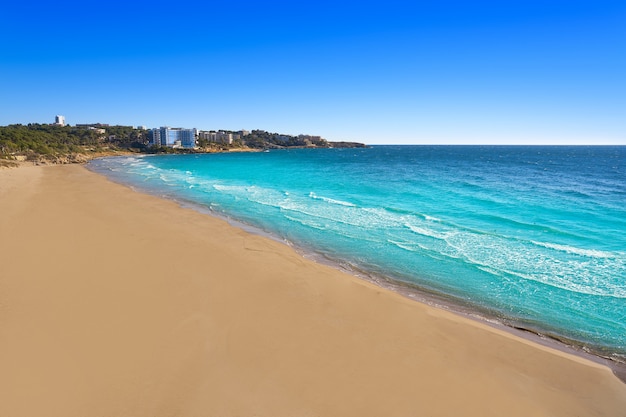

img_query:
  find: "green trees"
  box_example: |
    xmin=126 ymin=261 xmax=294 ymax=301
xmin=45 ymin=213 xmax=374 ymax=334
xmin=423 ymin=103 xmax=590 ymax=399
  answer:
xmin=0 ymin=124 xmax=149 ymax=159
xmin=0 ymin=123 xmax=366 ymax=161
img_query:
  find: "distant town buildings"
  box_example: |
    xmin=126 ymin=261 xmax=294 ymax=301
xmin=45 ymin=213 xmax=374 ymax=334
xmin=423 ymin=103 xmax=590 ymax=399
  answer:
xmin=197 ymin=130 xmax=249 ymax=145
xmin=45 ymin=118 xmax=333 ymax=150
xmin=198 ymin=131 xmax=234 ymax=145
xmin=74 ymin=123 xmax=107 ymax=136
xmin=298 ymin=134 xmax=323 ymax=142
xmin=297 ymin=134 xmax=324 ymax=147
xmin=54 ymin=115 xmax=66 ymax=126
xmin=149 ymin=127 xmax=197 ymax=149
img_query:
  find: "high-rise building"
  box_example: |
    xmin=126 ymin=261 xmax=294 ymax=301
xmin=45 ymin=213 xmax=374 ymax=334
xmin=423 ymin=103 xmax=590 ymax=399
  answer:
xmin=149 ymin=127 xmax=197 ymax=148
xmin=54 ymin=115 xmax=66 ymax=126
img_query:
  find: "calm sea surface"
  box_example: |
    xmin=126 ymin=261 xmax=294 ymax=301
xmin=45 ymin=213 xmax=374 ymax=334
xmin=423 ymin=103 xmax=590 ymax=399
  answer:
xmin=89 ymin=146 xmax=626 ymax=359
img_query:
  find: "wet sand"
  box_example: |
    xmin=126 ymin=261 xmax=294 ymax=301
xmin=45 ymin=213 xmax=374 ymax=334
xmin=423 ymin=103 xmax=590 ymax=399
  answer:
xmin=1 ymin=164 xmax=625 ymax=417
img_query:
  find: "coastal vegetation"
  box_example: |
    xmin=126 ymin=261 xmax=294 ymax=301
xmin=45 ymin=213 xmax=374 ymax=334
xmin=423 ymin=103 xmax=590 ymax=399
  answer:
xmin=0 ymin=123 xmax=366 ymax=166
xmin=0 ymin=123 xmax=146 ymax=165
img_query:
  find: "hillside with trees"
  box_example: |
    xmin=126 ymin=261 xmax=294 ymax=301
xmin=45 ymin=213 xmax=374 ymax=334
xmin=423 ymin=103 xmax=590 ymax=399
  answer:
xmin=0 ymin=123 xmax=151 ymax=166
xmin=0 ymin=123 xmax=366 ymax=167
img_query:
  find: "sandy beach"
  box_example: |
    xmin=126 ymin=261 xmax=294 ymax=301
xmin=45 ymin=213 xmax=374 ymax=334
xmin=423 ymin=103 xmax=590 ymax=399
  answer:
xmin=1 ymin=164 xmax=625 ymax=417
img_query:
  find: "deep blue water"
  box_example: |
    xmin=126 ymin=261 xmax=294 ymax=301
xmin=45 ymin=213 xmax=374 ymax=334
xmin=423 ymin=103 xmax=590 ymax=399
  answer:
xmin=89 ymin=146 xmax=626 ymax=359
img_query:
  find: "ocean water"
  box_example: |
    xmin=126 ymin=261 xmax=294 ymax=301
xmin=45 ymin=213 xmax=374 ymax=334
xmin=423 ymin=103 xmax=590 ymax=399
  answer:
xmin=89 ymin=146 xmax=626 ymax=359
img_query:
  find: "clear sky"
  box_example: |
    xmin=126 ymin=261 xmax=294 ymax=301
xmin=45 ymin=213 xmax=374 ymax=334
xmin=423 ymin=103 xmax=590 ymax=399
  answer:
xmin=1 ymin=0 xmax=624 ymax=144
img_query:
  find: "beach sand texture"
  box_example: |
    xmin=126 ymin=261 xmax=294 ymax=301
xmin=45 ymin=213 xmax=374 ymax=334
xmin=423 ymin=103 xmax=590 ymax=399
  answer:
xmin=1 ymin=164 xmax=625 ymax=417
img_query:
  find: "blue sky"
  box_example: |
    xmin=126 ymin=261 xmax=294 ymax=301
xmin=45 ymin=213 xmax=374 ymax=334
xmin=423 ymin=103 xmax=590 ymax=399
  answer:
xmin=1 ymin=0 xmax=624 ymax=144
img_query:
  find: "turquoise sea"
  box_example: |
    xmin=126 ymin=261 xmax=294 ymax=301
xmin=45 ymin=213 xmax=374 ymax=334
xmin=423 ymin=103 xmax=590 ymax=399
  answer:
xmin=89 ymin=146 xmax=626 ymax=360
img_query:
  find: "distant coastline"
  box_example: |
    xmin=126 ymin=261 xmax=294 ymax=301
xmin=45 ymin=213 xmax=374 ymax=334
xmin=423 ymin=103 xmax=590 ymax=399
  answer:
xmin=0 ymin=123 xmax=367 ymax=168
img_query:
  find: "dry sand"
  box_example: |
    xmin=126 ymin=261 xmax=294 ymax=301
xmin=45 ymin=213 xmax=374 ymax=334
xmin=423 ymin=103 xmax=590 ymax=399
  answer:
xmin=1 ymin=164 xmax=625 ymax=417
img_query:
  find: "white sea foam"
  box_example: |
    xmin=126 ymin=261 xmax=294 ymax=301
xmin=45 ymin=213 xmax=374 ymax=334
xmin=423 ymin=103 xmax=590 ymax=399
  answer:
xmin=388 ymin=240 xmax=418 ymax=252
xmin=213 ymin=184 xmax=249 ymax=193
xmin=284 ymin=214 xmax=328 ymax=230
xmin=443 ymin=232 xmax=626 ymax=298
xmin=308 ymin=192 xmax=357 ymax=207
xmin=531 ymin=241 xmax=618 ymax=259
xmin=404 ymin=223 xmax=447 ymax=240
xmin=158 ymin=174 xmax=175 ymax=183
xmin=424 ymin=214 xmax=441 ymax=222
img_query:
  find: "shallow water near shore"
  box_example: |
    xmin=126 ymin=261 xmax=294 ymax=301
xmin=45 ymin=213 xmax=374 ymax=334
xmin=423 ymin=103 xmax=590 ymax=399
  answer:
xmin=89 ymin=145 xmax=626 ymax=361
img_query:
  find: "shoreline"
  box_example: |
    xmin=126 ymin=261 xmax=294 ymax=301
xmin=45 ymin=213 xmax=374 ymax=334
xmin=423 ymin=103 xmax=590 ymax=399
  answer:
xmin=87 ymin=157 xmax=626 ymax=380
xmin=239 ymin=229 xmax=626 ymax=382
xmin=2 ymin=164 xmax=625 ymax=416
xmin=76 ymin=156 xmax=626 ymax=385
